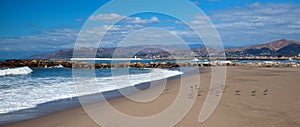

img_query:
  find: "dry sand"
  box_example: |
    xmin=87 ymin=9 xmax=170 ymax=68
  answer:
xmin=3 ymin=66 xmax=300 ymax=127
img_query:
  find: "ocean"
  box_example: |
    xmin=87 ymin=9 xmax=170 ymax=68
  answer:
xmin=0 ymin=65 xmax=183 ymax=124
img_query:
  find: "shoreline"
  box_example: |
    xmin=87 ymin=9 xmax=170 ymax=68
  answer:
xmin=3 ymin=66 xmax=300 ymax=127
xmin=0 ymin=68 xmax=189 ymax=125
xmin=2 ymin=68 xmax=200 ymax=126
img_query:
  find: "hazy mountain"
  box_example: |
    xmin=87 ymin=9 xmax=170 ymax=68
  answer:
xmin=29 ymin=39 xmax=300 ymax=59
xmin=225 ymin=39 xmax=300 ymax=56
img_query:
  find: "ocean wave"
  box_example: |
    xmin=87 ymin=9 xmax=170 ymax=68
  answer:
xmin=0 ymin=68 xmax=182 ymax=114
xmin=48 ymin=64 xmax=64 ymax=68
xmin=0 ymin=67 xmax=33 ymax=76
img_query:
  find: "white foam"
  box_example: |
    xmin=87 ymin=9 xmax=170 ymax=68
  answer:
xmin=0 ymin=67 xmax=33 ymax=76
xmin=48 ymin=65 xmax=64 ymax=68
xmin=0 ymin=68 xmax=182 ymax=114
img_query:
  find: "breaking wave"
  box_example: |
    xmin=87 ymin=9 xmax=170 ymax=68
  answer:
xmin=0 ymin=67 xmax=33 ymax=76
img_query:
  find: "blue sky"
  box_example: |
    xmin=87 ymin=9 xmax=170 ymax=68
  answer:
xmin=1 ymin=0 xmax=300 ymax=59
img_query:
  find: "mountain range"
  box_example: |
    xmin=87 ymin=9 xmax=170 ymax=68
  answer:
xmin=225 ymin=39 xmax=300 ymax=57
xmin=29 ymin=39 xmax=300 ymax=59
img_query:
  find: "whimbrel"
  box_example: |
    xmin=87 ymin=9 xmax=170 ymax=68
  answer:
xmin=235 ymin=90 xmax=241 ymax=95
xmin=208 ymin=88 xmax=214 ymax=94
xmin=221 ymin=85 xmax=225 ymax=90
xmin=216 ymin=91 xmax=220 ymax=96
xmin=197 ymin=92 xmax=201 ymax=96
xmin=221 ymin=85 xmax=226 ymax=93
xmin=251 ymin=90 xmax=256 ymax=96
xmin=263 ymin=88 xmax=268 ymax=95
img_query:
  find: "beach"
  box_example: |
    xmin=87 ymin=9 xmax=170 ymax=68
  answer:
xmin=3 ymin=66 xmax=300 ymax=127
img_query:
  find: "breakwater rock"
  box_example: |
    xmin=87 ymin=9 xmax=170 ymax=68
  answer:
xmin=0 ymin=60 xmax=299 ymax=69
xmin=0 ymin=60 xmax=72 ymax=68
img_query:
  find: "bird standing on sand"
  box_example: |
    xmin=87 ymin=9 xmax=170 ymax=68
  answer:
xmin=235 ymin=90 xmax=241 ymax=95
xmin=221 ymin=85 xmax=226 ymax=93
xmin=263 ymin=88 xmax=268 ymax=95
xmin=215 ymin=91 xmax=220 ymax=96
xmin=251 ymin=90 xmax=256 ymax=96
xmin=197 ymin=92 xmax=201 ymax=96
xmin=189 ymin=86 xmax=195 ymax=98
xmin=221 ymin=85 xmax=226 ymax=90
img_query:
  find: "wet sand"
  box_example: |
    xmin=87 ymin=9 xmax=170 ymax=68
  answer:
xmin=3 ymin=66 xmax=300 ymax=127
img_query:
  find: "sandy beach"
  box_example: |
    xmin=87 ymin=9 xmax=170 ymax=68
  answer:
xmin=3 ymin=66 xmax=300 ymax=127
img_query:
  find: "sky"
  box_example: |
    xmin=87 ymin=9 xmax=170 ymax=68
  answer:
xmin=0 ymin=0 xmax=300 ymax=59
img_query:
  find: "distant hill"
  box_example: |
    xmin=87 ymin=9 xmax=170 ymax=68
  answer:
xmin=29 ymin=49 xmax=74 ymax=59
xmin=226 ymin=39 xmax=300 ymax=52
xmin=29 ymin=39 xmax=300 ymax=59
xmin=29 ymin=45 xmax=191 ymax=59
xmin=225 ymin=39 xmax=300 ymax=56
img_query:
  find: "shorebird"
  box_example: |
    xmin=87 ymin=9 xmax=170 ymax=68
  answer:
xmin=220 ymin=85 xmax=226 ymax=93
xmin=194 ymin=85 xmax=200 ymax=96
xmin=190 ymin=86 xmax=194 ymax=92
xmin=197 ymin=92 xmax=202 ymax=96
xmin=263 ymin=88 xmax=268 ymax=95
xmin=235 ymin=90 xmax=241 ymax=95
xmin=251 ymin=90 xmax=256 ymax=96
xmin=161 ymin=88 xmax=169 ymax=95
xmin=216 ymin=91 xmax=220 ymax=96
xmin=221 ymin=85 xmax=225 ymax=90
xmin=189 ymin=85 xmax=197 ymax=98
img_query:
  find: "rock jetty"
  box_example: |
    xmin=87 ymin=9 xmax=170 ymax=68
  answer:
xmin=0 ymin=59 xmax=299 ymax=69
xmin=0 ymin=60 xmax=72 ymax=68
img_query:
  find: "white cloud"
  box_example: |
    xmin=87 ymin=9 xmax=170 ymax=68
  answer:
xmin=75 ymin=18 xmax=84 ymax=22
xmin=3 ymin=2 xmax=300 ymax=59
xmin=207 ymin=2 xmax=300 ymax=46
xmin=89 ymin=13 xmax=159 ymax=24
xmin=174 ymin=20 xmax=184 ymax=24
xmin=76 ymin=23 xmax=148 ymax=48
xmin=150 ymin=17 xmax=159 ymax=22
xmin=128 ymin=16 xmax=159 ymax=24
xmin=0 ymin=29 xmax=79 ymax=54
xmin=89 ymin=13 xmax=125 ymax=22
xmin=118 ymin=28 xmax=188 ymax=47
xmin=165 ymin=3 xmax=300 ymax=47
xmin=0 ymin=14 xmax=159 ymax=58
